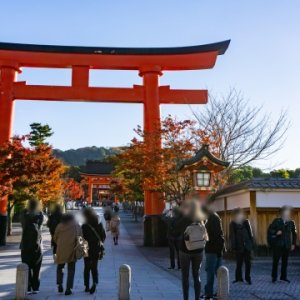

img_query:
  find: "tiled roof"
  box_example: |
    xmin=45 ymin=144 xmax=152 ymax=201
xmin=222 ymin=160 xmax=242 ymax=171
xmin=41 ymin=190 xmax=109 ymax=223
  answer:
xmin=178 ymin=144 xmax=229 ymax=170
xmin=80 ymin=160 xmax=114 ymax=175
xmin=215 ymin=178 xmax=300 ymax=197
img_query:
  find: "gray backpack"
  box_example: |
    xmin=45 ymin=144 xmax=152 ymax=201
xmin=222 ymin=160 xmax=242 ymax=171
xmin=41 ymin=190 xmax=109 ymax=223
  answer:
xmin=184 ymin=222 xmax=208 ymax=251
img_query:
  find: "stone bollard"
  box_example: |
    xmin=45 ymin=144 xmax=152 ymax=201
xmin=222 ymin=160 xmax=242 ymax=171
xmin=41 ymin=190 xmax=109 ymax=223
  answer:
xmin=217 ymin=265 xmax=229 ymax=300
xmin=16 ymin=263 xmax=29 ymax=300
xmin=119 ymin=264 xmax=131 ymax=300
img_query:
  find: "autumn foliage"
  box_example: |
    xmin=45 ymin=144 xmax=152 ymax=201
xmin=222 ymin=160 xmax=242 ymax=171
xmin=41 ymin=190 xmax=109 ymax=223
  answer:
xmin=63 ymin=178 xmax=83 ymax=201
xmin=113 ymin=117 xmax=198 ymax=202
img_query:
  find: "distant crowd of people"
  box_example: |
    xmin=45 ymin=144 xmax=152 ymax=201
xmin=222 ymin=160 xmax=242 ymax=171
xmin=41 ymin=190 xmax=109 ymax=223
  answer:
xmin=162 ymin=199 xmax=297 ymax=300
xmin=20 ymin=199 xmax=121 ymax=296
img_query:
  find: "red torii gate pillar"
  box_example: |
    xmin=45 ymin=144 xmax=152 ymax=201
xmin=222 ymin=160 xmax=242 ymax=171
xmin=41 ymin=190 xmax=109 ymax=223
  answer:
xmin=0 ymin=66 xmax=18 ymax=245
xmin=141 ymin=67 xmax=165 ymax=216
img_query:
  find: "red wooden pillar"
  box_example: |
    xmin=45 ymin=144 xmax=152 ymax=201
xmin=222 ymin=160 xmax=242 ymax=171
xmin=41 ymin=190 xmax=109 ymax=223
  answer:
xmin=87 ymin=178 xmax=92 ymax=204
xmin=0 ymin=66 xmax=18 ymax=215
xmin=140 ymin=67 xmax=165 ymax=216
xmin=0 ymin=65 xmax=18 ymax=245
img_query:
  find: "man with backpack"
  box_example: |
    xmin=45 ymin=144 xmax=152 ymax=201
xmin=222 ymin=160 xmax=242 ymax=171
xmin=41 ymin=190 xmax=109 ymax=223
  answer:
xmin=229 ymin=207 xmax=254 ymax=285
xmin=203 ymin=206 xmax=225 ymax=300
xmin=268 ymin=206 xmax=297 ymax=283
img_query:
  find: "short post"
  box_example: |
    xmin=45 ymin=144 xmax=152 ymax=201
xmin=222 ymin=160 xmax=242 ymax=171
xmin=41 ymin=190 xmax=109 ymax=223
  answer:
xmin=217 ymin=265 xmax=229 ymax=300
xmin=119 ymin=264 xmax=131 ymax=300
xmin=16 ymin=263 xmax=28 ymax=300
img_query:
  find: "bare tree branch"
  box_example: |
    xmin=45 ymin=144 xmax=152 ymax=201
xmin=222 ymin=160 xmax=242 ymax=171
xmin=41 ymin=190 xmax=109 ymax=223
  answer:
xmin=192 ymin=88 xmax=289 ymax=170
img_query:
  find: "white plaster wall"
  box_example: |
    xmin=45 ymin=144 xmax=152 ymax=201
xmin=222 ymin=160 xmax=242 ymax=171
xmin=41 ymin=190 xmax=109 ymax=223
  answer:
xmin=256 ymin=191 xmax=300 ymax=208
xmin=210 ymin=198 xmax=225 ymax=212
xmin=227 ymin=192 xmax=250 ymax=210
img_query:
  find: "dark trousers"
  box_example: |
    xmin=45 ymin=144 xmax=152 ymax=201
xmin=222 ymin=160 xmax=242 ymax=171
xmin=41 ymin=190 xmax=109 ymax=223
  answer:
xmin=272 ymin=247 xmax=290 ymax=280
xmin=179 ymin=251 xmax=203 ymax=300
xmin=21 ymin=250 xmax=42 ymax=291
xmin=169 ymin=239 xmax=181 ymax=268
xmin=84 ymin=257 xmax=99 ymax=287
xmin=205 ymin=253 xmax=222 ymax=298
xmin=28 ymin=260 xmax=42 ymax=291
xmin=57 ymin=261 xmax=76 ymax=290
xmin=235 ymin=250 xmax=251 ymax=281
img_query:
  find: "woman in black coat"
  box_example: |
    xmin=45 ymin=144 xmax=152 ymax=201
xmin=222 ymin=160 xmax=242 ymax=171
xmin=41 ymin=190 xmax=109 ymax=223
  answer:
xmin=82 ymin=208 xmax=106 ymax=294
xmin=229 ymin=207 xmax=254 ymax=284
xmin=20 ymin=199 xmax=44 ymax=294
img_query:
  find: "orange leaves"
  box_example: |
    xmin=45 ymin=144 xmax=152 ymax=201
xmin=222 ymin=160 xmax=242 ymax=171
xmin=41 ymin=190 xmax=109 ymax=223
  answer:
xmin=0 ymin=135 xmax=65 ymax=205
xmin=63 ymin=178 xmax=83 ymax=201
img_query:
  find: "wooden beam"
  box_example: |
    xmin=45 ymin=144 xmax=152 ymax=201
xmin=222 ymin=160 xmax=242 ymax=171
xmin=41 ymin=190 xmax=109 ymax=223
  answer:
xmin=159 ymin=86 xmax=208 ymax=104
xmin=0 ymin=49 xmax=218 ymax=71
xmin=13 ymin=83 xmax=144 ymax=103
xmin=13 ymin=83 xmax=208 ymax=105
xmin=249 ymin=191 xmax=258 ymax=243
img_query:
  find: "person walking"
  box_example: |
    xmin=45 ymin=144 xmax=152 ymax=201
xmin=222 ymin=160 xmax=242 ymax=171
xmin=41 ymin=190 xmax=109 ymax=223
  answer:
xmin=110 ymin=213 xmax=121 ymax=245
xmin=20 ymin=199 xmax=44 ymax=294
xmin=53 ymin=213 xmax=82 ymax=296
xmin=82 ymin=208 xmax=106 ymax=294
xmin=163 ymin=207 xmax=181 ymax=270
xmin=175 ymin=199 xmax=207 ymax=300
xmin=268 ymin=206 xmax=297 ymax=283
xmin=229 ymin=207 xmax=254 ymax=285
xmin=203 ymin=206 xmax=225 ymax=300
xmin=103 ymin=207 xmax=112 ymax=231
xmin=47 ymin=204 xmax=63 ymax=255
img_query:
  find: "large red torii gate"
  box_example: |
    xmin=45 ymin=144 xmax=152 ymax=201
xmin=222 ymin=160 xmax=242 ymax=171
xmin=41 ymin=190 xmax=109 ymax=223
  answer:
xmin=0 ymin=40 xmax=229 ymax=245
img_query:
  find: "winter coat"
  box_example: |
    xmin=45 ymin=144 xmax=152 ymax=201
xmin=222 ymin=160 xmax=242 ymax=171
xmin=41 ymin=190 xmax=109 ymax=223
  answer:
xmin=20 ymin=210 xmax=44 ymax=268
xmin=205 ymin=212 xmax=225 ymax=256
xmin=53 ymin=221 xmax=82 ymax=264
xmin=110 ymin=216 xmax=120 ymax=237
xmin=47 ymin=211 xmax=62 ymax=247
xmin=268 ymin=218 xmax=297 ymax=249
xmin=229 ymin=219 xmax=254 ymax=252
xmin=82 ymin=222 xmax=106 ymax=260
xmin=162 ymin=214 xmax=181 ymax=241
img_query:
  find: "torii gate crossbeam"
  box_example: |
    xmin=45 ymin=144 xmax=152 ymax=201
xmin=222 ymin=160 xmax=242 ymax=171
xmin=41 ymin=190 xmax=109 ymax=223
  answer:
xmin=0 ymin=40 xmax=230 ymax=246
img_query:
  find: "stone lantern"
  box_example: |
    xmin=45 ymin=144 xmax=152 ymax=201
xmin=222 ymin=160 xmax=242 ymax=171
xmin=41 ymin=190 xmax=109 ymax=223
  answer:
xmin=178 ymin=144 xmax=229 ymax=202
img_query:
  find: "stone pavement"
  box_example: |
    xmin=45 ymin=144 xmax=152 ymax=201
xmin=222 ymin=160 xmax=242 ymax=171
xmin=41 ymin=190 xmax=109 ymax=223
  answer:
xmin=0 ymin=208 xmax=185 ymax=300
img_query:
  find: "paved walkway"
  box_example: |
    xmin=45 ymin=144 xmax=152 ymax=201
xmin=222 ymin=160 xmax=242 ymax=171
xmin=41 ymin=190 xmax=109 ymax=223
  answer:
xmin=0 ymin=208 xmax=184 ymax=300
xmin=2 ymin=209 xmax=300 ymax=299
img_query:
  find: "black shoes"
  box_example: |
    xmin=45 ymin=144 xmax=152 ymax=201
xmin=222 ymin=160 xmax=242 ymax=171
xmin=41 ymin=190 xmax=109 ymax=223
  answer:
xmin=280 ymin=278 xmax=290 ymax=283
xmin=85 ymin=286 xmax=90 ymax=293
xmin=65 ymin=289 xmax=72 ymax=296
xmin=272 ymin=278 xmax=277 ymax=283
xmin=58 ymin=285 xmax=63 ymax=293
xmin=246 ymin=279 xmax=252 ymax=285
xmin=90 ymin=284 xmax=96 ymax=294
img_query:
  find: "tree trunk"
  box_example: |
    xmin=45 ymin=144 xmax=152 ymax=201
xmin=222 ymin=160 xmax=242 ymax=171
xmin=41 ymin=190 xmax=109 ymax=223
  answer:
xmin=7 ymin=203 xmax=13 ymax=236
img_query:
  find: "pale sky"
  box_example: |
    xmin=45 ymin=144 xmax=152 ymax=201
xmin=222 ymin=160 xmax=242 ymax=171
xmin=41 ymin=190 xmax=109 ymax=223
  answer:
xmin=1 ymin=1 xmax=300 ymax=169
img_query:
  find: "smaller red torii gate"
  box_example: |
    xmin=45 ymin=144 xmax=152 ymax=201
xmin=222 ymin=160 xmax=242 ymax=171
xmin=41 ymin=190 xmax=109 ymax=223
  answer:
xmin=0 ymin=40 xmax=229 ymax=245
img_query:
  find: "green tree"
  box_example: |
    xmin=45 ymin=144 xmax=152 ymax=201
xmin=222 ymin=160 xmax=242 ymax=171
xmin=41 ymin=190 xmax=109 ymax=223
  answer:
xmin=29 ymin=123 xmax=53 ymax=146
xmin=270 ymin=169 xmax=290 ymax=179
xmin=228 ymin=166 xmax=253 ymax=184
